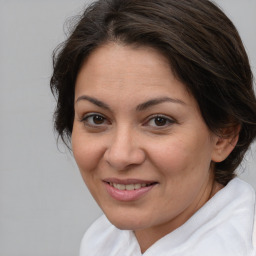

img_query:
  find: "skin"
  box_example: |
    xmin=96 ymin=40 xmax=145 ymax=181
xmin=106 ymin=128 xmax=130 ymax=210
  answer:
xmin=72 ymin=43 xmax=236 ymax=253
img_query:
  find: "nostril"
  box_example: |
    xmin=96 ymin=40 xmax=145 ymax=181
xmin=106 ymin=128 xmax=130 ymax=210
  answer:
xmin=104 ymin=146 xmax=146 ymax=170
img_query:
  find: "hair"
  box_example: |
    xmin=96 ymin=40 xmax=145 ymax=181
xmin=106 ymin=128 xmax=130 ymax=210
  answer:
xmin=50 ymin=0 xmax=256 ymax=186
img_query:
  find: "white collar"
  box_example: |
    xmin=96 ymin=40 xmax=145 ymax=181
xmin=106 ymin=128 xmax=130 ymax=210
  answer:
xmin=80 ymin=178 xmax=256 ymax=256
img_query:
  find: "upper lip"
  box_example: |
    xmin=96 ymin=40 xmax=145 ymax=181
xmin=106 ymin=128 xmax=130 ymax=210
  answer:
xmin=103 ymin=178 xmax=158 ymax=185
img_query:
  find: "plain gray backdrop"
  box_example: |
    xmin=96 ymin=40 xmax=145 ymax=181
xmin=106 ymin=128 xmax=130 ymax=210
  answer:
xmin=0 ymin=0 xmax=255 ymax=255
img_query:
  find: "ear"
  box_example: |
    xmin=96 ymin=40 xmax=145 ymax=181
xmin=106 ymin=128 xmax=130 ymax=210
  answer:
xmin=211 ymin=125 xmax=240 ymax=163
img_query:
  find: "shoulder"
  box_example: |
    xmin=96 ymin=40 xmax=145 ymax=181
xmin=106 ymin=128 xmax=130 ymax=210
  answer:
xmin=79 ymin=215 xmax=141 ymax=256
xmin=152 ymin=178 xmax=256 ymax=256
xmin=253 ymin=194 xmax=256 ymax=252
xmin=81 ymin=214 xmax=112 ymax=240
xmin=79 ymin=215 xmax=115 ymax=254
xmin=227 ymin=178 xmax=256 ymax=256
xmin=202 ymin=178 xmax=256 ymax=255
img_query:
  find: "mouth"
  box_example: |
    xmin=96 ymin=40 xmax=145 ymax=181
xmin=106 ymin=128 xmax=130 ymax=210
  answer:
xmin=105 ymin=182 xmax=157 ymax=191
xmin=103 ymin=179 xmax=158 ymax=201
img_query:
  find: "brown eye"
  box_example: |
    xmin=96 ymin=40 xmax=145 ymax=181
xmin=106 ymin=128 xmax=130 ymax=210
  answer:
xmin=146 ymin=115 xmax=175 ymax=128
xmin=93 ymin=115 xmax=105 ymax=124
xmin=154 ymin=117 xmax=167 ymax=126
xmin=81 ymin=113 xmax=108 ymax=127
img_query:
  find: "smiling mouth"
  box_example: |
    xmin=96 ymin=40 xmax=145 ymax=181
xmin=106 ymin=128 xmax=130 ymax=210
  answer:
xmin=106 ymin=182 xmax=157 ymax=191
xmin=103 ymin=179 xmax=158 ymax=201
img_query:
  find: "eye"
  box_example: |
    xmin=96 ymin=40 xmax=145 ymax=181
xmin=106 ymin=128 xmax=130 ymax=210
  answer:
xmin=146 ymin=115 xmax=175 ymax=128
xmin=81 ymin=113 xmax=109 ymax=127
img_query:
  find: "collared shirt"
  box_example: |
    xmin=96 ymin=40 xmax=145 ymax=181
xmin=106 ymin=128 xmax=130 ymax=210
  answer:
xmin=80 ymin=178 xmax=256 ymax=256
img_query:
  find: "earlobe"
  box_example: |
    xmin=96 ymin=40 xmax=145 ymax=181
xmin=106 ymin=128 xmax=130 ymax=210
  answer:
xmin=211 ymin=125 xmax=240 ymax=163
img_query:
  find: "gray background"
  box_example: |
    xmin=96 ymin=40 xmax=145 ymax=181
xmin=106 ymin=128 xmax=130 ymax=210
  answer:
xmin=0 ymin=0 xmax=255 ymax=255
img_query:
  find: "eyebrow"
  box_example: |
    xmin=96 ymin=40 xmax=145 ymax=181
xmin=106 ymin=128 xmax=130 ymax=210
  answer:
xmin=75 ymin=95 xmax=185 ymax=111
xmin=75 ymin=95 xmax=110 ymax=110
xmin=136 ymin=97 xmax=185 ymax=111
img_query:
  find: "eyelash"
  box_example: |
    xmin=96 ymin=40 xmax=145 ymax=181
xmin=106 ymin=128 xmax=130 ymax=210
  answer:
xmin=80 ymin=113 xmax=175 ymax=129
xmin=80 ymin=113 xmax=109 ymax=128
xmin=144 ymin=114 xmax=175 ymax=128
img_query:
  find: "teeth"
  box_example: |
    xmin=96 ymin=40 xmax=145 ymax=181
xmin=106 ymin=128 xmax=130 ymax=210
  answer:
xmin=111 ymin=183 xmax=151 ymax=190
xmin=125 ymin=184 xmax=135 ymax=190
xmin=114 ymin=183 xmax=125 ymax=190
xmin=134 ymin=184 xmax=142 ymax=189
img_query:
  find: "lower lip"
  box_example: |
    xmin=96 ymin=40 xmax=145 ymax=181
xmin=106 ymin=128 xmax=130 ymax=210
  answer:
xmin=104 ymin=182 xmax=155 ymax=201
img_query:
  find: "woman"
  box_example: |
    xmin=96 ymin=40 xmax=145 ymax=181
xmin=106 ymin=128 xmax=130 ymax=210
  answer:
xmin=50 ymin=0 xmax=256 ymax=255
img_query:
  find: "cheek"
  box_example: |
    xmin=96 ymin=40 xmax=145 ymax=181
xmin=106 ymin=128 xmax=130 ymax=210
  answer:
xmin=150 ymin=142 xmax=191 ymax=177
xmin=147 ymin=137 xmax=214 ymax=209
xmin=148 ymin=135 xmax=213 ymax=178
xmin=72 ymin=130 xmax=104 ymax=179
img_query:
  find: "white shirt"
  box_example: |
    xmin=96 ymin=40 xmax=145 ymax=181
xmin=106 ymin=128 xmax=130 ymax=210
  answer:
xmin=80 ymin=178 xmax=256 ymax=256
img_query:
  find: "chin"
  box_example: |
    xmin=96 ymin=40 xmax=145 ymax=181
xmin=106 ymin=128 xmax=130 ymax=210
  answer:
xmin=105 ymin=211 xmax=148 ymax=231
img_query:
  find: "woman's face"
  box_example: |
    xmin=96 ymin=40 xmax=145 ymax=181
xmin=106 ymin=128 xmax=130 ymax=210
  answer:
xmin=72 ymin=43 xmax=221 ymax=235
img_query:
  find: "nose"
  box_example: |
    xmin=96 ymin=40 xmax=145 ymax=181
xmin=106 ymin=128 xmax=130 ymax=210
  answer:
xmin=104 ymin=126 xmax=146 ymax=171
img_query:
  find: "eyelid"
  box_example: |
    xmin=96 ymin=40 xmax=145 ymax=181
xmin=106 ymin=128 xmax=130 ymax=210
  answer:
xmin=80 ymin=112 xmax=110 ymax=127
xmin=79 ymin=112 xmax=175 ymax=129
xmin=143 ymin=114 xmax=176 ymax=127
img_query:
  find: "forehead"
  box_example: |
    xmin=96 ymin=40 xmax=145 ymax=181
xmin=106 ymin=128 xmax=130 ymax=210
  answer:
xmin=78 ymin=43 xmax=171 ymax=80
xmin=75 ymin=42 xmax=194 ymax=106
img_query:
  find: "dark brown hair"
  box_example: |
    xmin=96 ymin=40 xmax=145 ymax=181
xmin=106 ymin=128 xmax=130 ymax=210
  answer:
xmin=50 ymin=0 xmax=256 ymax=185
